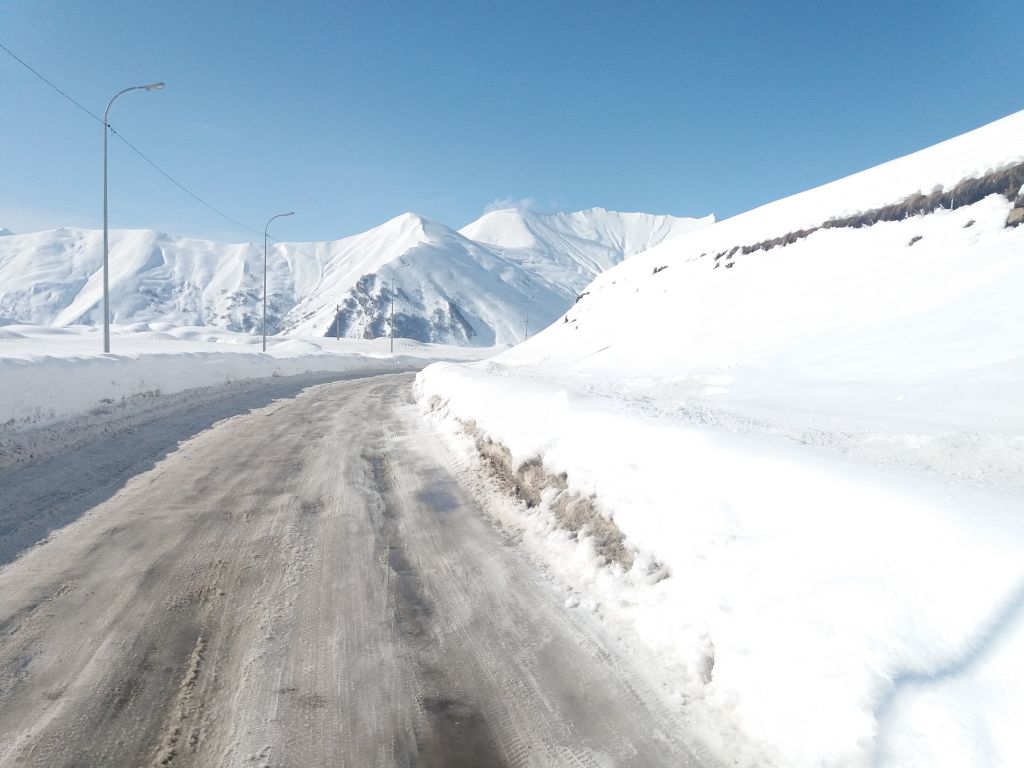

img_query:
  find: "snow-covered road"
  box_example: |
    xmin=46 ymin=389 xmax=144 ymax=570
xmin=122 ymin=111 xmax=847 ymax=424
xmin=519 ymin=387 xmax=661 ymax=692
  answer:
xmin=0 ymin=372 xmax=707 ymax=767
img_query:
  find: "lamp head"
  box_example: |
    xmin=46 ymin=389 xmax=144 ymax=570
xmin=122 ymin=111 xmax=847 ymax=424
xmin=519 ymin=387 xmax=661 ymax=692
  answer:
xmin=143 ymin=82 xmax=166 ymax=91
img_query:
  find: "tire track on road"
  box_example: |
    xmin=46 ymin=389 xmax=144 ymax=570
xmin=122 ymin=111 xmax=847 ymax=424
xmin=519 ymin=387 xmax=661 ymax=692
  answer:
xmin=0 ymin=372 xmax=711 ymax=767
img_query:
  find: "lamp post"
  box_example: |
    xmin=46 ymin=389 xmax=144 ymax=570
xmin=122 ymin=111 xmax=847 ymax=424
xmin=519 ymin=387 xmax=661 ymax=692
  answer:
xmin=102 ymin=81 xmax=165 ymax=354
xmin=335 ymin=304 xmax=341 ymax=341
xmin=389 ymin=261 xmax=410 ymax=353
xmin=263 ymin=211 xmax=294 ymax=352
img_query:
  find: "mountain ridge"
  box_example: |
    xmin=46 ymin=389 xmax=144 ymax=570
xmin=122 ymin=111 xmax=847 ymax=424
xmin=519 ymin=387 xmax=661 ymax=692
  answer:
xmin=0 ymin=207 xmax=711 ymax=346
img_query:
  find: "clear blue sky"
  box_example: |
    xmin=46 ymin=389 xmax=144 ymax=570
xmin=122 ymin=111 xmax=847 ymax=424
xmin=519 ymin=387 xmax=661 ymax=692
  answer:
xmin=2 ymin=0 xmax=1021 ymax=243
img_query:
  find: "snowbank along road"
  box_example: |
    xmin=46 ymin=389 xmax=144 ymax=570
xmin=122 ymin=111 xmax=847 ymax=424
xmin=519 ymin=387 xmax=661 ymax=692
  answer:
xmin=0 ymin=371 xmax=706 ymax=767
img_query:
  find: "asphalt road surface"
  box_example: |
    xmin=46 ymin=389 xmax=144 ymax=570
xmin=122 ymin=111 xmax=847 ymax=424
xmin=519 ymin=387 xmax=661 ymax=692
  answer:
xmin=0 ymin=371 xmax=706 ymax=767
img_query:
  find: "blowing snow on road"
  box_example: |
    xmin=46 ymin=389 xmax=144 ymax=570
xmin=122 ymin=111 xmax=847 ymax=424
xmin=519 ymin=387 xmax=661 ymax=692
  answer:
xmin=0 ymin=372 xmax=705 ymax=767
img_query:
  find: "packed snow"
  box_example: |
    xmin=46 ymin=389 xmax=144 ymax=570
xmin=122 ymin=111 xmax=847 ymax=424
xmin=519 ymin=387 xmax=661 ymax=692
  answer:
xmin=417 ymin=110 xmax=1024 ymax=766
xmin=0 ymin=208 xmax=710 ymax=347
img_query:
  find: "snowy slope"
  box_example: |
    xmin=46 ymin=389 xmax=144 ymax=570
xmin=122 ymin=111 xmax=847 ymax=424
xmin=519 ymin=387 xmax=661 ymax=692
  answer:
xmin=0 ymin=209 xmax=710 ymax=347
xmin=500 ymin=111 xmax=1024 ymax=418
xmin=417 ymin=110 xmax=1024 ymax=766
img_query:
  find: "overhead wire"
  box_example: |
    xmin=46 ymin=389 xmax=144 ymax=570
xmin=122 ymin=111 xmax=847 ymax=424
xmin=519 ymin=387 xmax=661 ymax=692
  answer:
xmin=0 ymin=41 xmax=102 ymax=124
xmin=106 ymin=125 xmax=265 ymax=238
xmin=0 ymin=40 xmax=324 ymax=261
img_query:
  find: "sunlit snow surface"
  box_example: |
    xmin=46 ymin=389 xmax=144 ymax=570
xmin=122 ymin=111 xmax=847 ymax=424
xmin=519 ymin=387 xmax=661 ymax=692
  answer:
xmin=417 ymin=111 xmax=1024 ymax=767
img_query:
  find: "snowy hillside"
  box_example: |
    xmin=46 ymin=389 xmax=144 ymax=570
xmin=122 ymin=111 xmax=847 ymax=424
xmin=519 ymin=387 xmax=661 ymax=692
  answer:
xmin=499 ymin=110 xmax=1024 ymax=431
xmin=417 ymin=110 xmax=1024 ymax=766
xmin=0 ymin=208 xmax=709 ymax=347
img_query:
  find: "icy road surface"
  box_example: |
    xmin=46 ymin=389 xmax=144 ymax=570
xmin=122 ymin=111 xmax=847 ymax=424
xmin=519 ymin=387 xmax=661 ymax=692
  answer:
xmin=0 ymin=372 xmax=703 ymax=767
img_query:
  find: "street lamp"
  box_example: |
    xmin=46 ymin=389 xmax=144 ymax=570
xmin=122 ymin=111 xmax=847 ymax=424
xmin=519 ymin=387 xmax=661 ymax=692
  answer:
xmin=389 ymin=261 xmax=410 ymax=353
xmin=102 ymin=81 xmax=165 ymax=353
xmin=263 ymin=211 xmax=294 ymax=352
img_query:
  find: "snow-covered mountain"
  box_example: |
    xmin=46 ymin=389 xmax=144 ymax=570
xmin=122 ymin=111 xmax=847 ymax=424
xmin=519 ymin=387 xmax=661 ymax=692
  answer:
xmin=278 ymin=212 xmax=567 ymax=345
xmin=0 ymin=208 xmax=710 ymax=346
xmin=460 ymin=207 xmax=713 ymax=294
xmin=0 ymin=227 xmax=14 ymax=237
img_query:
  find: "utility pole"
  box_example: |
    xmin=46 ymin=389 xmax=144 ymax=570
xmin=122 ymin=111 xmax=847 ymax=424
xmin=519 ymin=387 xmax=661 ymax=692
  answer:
xmin=335 ymin=304 xmax=341 ymax=341
xmin=515 ymin=298 xmax=530 ymax=342
xmin=518 ymin=279 xmax=532 ymax=344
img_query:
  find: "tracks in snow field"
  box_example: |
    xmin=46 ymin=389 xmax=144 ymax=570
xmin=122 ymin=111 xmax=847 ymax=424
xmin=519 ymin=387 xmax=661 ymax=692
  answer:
xmin=0 ymin=372 xmax=707 ymax=767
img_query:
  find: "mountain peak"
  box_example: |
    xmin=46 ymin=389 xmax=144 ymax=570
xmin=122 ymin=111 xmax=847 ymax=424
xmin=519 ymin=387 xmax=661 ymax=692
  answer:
xmin=370 ymin=212 xmax=469 ymax=249
xmin=379 ymin=211 xmax=427 ymax=233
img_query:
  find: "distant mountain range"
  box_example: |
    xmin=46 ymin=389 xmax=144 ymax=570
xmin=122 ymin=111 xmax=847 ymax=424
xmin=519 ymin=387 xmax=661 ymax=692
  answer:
xmin=0 ymin=208 xmax=712 ymax=346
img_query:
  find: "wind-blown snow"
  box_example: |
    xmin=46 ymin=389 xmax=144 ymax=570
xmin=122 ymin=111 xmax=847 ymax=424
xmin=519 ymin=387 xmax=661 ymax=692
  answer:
xmin=417 ymin=110 xmax=1024 ymax=766
xmin=0 ymin=209 xmax=710 ymax=347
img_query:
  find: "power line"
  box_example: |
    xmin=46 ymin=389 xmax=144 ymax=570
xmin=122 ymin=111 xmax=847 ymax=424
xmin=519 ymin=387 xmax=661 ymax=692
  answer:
xmin=1 ymin=40 xmax=322 ymax=260
xmin=0 ymin=41 xmax=103 ymax=124
xmin=106 ymin=125 xmax=263 ymax=238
